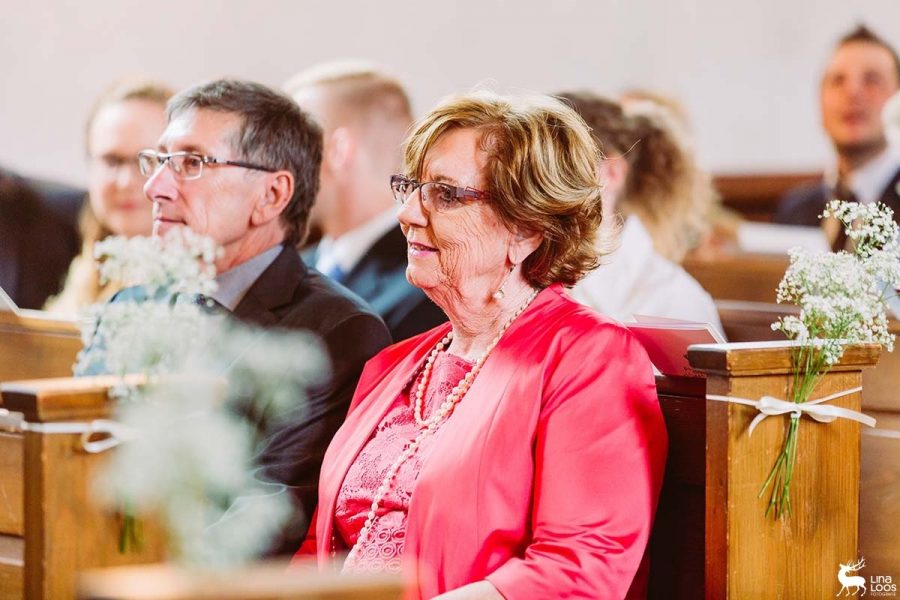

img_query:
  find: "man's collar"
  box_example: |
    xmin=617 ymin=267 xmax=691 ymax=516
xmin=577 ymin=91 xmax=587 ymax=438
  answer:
xmin=212 ymin=244 xmax=283 ymax=311
xmin=828 ymin=149 xmax=900 ymax=205
xmin=316 ymin=209 xmax=399 ymax=275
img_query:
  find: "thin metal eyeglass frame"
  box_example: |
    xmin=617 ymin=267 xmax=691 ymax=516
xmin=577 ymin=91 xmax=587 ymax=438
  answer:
xmin=137 ymin=150 xmax=276 ymax=180
xmin=390 ymin=174 xmax=490 ymax=211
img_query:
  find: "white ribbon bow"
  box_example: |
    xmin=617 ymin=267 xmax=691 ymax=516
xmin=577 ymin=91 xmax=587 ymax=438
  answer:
xmin=0 ymin=408 xmax=135 ymax=453
xmin=707 ymin=386 xmax=876 ymax=436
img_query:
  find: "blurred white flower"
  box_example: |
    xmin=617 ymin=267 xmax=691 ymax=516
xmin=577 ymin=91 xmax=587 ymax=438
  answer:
xmin=79 ymin=233 xmax=325 ymax=567
xmin=94 ymin=228 xmax=221 ymax=297
xmin=764 ymin=200 xmax=899 ymax=518
xmin=774 ymin=201 xmax=900 ymax=361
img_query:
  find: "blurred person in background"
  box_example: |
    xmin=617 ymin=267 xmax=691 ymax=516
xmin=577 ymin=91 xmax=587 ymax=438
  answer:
xmin=618 ymin=88 xmax=741 ymax=260
xmin=0 ymin=166 xmax=82 ymax=309
xmin=286 ymin=63 xmax=446 ymax=341
xmin=45 ymin=78 xmax=173 ymax=315
xmin=775 ymin=24 xmax=900 ymax=242
xmin=559 ymin=91 xmax=722 ymax=330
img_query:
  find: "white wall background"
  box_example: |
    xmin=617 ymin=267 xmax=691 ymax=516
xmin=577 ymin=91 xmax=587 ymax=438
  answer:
xmin=2 ymin=0 xmax=899 ymax=187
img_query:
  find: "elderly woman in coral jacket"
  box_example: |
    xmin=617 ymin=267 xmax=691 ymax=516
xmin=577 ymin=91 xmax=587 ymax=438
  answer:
xmin=296 ymin=91 xmax=668 ymax=599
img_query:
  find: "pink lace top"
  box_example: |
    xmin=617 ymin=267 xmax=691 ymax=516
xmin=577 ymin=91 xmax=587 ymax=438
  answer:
xmin=335 ymin=351 xmax=474 ymax=573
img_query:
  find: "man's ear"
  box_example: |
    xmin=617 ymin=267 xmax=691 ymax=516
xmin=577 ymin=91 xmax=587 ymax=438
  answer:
xmin=323 ymin=126 xmax=354 ymax=171
xmin=251 ymin=171 xmax=294 ymax=226
xmin=509 ymin=227 xmax=543 ymax=265
xmin=598 ymin=157 xmax=628 ymax=216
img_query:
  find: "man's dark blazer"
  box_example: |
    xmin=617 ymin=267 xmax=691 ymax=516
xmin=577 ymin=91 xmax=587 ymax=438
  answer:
xmin=230 ymin=246 xmax=391 ymax=554
xmin=91 ymin=245 xmax=391 ymax=555
xmin=305 ymin=226 xmax=447 ymax=342
xmin=0 ymin=166 xmax=83 ymax=308
xmin=774 ymin=167 xmax=900 ymax=226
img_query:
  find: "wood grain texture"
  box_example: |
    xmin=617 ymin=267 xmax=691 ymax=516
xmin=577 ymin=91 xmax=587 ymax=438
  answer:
xmin=683 ymin=253 xmax=789 ymax=304
xmin=0 ymin=433 xmax=24 ymax=536
xmin=861 ymin=321 xmax=900 ymax=411
xmin=688 ymin=341 xmax=881 ymax=376
xmin=713 ymin=172 xmax=820 ymax=223
xmin=0 ymin=534 xmax=23 ymax=600
xmin=1 ymin=375 xmax=143 ymax=421
xmin=860 ymin=410 xmax=900 ymax=579
xmin=77 ymin=562 xmax=403 ymax=600
xmin=24 ymin=429 xmax=166 ymax=600
xmin=0 ymin=310 xmax=81 ymax=383
xmin=714 ymin=302 xmax=898 ymax=412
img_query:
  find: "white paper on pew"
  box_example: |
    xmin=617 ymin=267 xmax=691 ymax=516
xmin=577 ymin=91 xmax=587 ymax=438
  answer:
xmin=737 ymin=222 xmax=829 ymax=255
xmin=627 ymin=315 xmax=726 ymax=378
xmin=0 ymin=285 xmax=20 ymax=313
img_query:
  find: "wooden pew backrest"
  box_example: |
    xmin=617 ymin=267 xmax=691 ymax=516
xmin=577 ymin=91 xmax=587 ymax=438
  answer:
xmin=713 ymin=172 xmax=820 ymax=223
xmin=0 ymin=310 xmax=81 ymax=382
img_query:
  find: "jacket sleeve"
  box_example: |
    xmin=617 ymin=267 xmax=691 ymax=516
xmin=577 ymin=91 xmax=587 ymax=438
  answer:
xmin=254 ymin=312 xmax=391 ymax=555
xmin=485 ymin=323 xmax=668 ymax=599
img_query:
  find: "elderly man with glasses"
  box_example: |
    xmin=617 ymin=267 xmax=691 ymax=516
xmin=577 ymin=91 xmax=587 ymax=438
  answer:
xmin=109 ymin=79 xmax=391 ymax=554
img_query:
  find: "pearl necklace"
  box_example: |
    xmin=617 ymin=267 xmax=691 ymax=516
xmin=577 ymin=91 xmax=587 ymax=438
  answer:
xmin=344 ymin=288 xmax=540 ymax=566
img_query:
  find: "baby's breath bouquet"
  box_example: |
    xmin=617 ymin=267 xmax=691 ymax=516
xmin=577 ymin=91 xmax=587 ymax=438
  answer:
xmin=76 ymin=230 xmax=325 ymax=567
xmin=765 ymin=200 xmax=900 ymax=518
xmin=76 ymin=228 xmax=221 ymax=380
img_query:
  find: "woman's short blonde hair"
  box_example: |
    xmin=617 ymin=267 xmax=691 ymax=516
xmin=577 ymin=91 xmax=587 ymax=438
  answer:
xmin=403 ymin=91 xmax=604 ymax=288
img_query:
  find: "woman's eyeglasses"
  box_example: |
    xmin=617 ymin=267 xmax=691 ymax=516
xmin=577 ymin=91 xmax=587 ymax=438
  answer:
xmin=390 ymin=174 xmax=490 ymax=213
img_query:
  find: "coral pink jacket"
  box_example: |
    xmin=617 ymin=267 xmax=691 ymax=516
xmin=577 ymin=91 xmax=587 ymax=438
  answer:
xmin=306 ymin=285 xmax=668 ymax=599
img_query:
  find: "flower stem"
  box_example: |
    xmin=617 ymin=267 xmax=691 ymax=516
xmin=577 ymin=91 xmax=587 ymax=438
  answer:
xmin=119 ymin=501 xmax=144 ymax=554
xmin=759 ymin=344 xmax=825 ymax=519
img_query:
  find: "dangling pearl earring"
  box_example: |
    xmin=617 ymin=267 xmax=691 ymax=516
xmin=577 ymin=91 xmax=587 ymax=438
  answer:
xmin=492 ymin=265 xmax=515 ymax=301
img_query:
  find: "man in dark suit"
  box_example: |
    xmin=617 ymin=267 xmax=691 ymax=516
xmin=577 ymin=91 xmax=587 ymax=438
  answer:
xmin=776 ymin=25 xmax=900 ymax=236
xmin=137 ymin=79 xmax=391 ymax=554
xmin=286 ymin=64 xmax=446 ymax=342
xmin=0 ymin=166 xmax=83 ymax=309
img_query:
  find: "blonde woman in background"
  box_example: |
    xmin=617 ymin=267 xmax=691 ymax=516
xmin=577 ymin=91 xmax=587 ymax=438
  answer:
xmin=45 ymin=78 xmax=172 ymax=315
xmin=619 ymin=89 xmax=742 ymax=261
xmin=614 ymin=94 xmax=716 ymax=263
xmin=559 ymin=91 xmax=723 ymax=331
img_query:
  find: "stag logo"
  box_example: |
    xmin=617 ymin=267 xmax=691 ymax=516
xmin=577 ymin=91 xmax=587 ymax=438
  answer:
xmin=838 ymin=558 xmax=868 ymax=597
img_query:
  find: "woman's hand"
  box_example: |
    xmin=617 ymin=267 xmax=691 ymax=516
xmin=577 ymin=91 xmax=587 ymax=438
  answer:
xmin=432 ymin=580 xmax=504 ymax=599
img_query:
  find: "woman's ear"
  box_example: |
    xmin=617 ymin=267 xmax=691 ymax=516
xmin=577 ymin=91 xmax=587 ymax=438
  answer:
xmin=251 ymin=171 xmax=294 ymax=226
xmin=509 ymin=228 xmax=543 ymax=265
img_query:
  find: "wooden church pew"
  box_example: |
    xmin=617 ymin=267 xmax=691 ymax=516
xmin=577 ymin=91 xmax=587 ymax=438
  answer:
xmin=712 ymin=172 xmax=819 ymax=223
xmin=683 ymin=253 xmax=790 ymax=304
xmin=648 ymin=342 xmax=879 ymax=599
xmin=713 ymin=300 xmax=900 ymax=584
xmin=0 ymin=376 xmax=164 ymax=600
xmin=1 ymin=338 xmax=878 ymax=599
xmin=77 ymin=561 xmax=404 ymax=600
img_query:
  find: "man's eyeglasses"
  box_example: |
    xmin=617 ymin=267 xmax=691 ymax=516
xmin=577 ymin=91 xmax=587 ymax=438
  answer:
xmin=137 ymin=150 xmax=276 ymax=181
xmin=390 ymin=174 xmax=490 ymax=213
